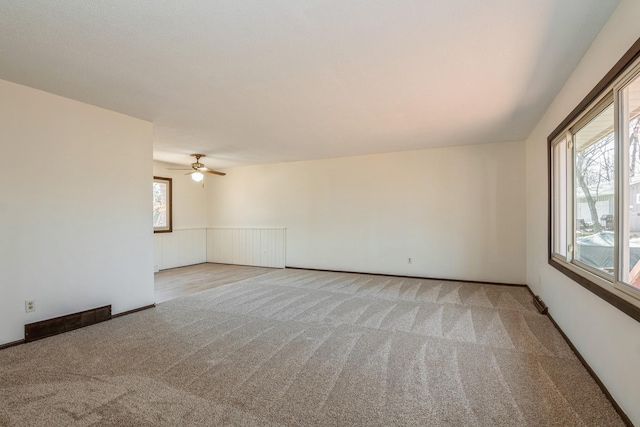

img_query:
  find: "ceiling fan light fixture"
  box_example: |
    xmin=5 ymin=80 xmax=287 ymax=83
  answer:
xmin=168 ymin=154 xmax=225 ymax=179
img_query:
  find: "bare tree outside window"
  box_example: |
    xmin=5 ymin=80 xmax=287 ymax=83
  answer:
xmin=573 ymin=103 xmax=615 ymax=273
xmin=575 ymin=131 xmax=614 ymax=234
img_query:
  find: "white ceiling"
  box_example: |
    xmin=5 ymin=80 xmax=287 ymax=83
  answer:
xmin=0 ymin=0 xmax=621 ymax=169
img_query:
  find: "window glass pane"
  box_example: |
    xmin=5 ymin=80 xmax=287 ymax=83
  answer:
xmin=574 ymin=102 xmax=615 ymax=274
xmin=621 ymin=73 xmax=640 ymax=289
xmin=153 ymin=181 xmax=168 ymax=228
xmin=552 ymin=138 xmax=567 ymax=257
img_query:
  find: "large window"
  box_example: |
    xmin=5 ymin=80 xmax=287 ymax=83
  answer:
xmin=550 ymin=41 xmax=640 ymax=319
xmin=153 ymin=176 xmax=172 ymax=233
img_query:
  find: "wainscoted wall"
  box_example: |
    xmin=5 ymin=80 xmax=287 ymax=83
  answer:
xmin=154 ymin=229 xmax=207 ymax=271
xmin=207 ymin=228 xmax=286 ymax=268
xmin=154 ymin=228 xmax=286 ymax=271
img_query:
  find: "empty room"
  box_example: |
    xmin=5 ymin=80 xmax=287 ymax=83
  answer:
xmin=1 ymin=0 xmax=640 ymax=426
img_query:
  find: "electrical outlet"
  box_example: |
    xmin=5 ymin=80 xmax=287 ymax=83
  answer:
xmin=25 ymin=300 xmax=35 ymax=313
xmin=408 ymin=257 xmax=413 ymax=264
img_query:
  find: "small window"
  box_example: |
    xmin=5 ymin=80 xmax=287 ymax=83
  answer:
xmin=153 ymin=176 xmax=172 ymax=233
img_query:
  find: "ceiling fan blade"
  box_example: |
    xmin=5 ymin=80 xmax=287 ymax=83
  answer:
xmin=201 ymin=168 xmax=226 ymax=176
xmin=167 ymin=168 xmax=193 ymax=170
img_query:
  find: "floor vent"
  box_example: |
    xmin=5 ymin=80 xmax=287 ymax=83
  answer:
xmin=24 ymin=305 xmax=111 ymax=342
xmin=532 ymin=295 xmax=548 ymax=314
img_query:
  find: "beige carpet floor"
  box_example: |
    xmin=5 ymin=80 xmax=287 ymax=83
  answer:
xmin=0 ymin=269 xmax=625 ymax=426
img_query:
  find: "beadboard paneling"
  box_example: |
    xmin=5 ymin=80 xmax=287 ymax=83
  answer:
xmin=206 ymin=228 xmax=286 ymax=268
xmin=154 ymin=229 xmax=207 ymax=271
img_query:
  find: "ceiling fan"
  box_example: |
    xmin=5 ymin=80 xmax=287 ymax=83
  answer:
xmin=168 ymin=154 xmax=226 ymax=182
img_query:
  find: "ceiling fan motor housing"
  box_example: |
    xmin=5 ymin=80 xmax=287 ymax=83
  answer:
xmin=191 ymin=154 xmax=205 ymax=169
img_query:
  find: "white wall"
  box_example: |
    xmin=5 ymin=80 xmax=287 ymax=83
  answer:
xmin=152 ymin=161 xmax=208 ymax=270
xmin=207 ymin=140 xmax=526 ymax=284
xmin=0 ymin=79 xmax=154 ymax=346
xmin=526 ymin=0 xmax=640 ymax=423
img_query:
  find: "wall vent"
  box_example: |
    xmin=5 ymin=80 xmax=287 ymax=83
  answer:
xmin=24 ymin=305 xmax=111 ymax=342
xmin=532 ymin=296 xmax=548 ymax=314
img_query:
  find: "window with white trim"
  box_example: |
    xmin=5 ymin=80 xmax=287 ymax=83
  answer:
xmin=550 ymin=48 xmax=640 ymax=316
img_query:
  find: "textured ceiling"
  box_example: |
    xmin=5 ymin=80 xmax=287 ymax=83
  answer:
xmin=0 ymin=0 xmax=620 ymax=168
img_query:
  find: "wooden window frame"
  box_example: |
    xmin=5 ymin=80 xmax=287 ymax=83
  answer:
xmin=153 ymin=176 xmax=173 ymax=233
xmin=548 ymin=37 xmax=640 ymax=323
